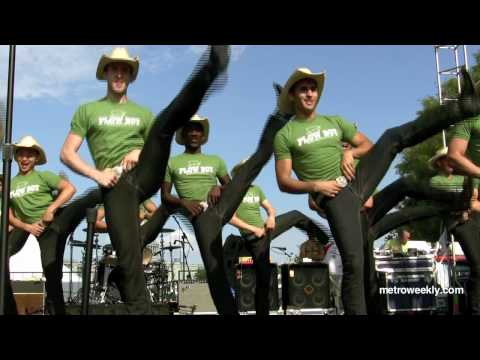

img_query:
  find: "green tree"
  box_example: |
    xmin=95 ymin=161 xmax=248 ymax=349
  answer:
xmin=392 ymin=50 xmax=480 ymax=242
xmin=195 ymin=267 xmax=207 ymax=281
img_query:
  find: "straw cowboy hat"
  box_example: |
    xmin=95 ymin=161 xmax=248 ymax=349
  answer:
xmin=278 ymin=67 xmax=326 ymax=114
xmin=231 ymin=157 xmax=250 ymax=177
xmin=175 ymin=114 xmax=210 ymax=145
xmin=96 ymin=47 xmax=140 ymax=82
xmin=14 ymin=135 xmax=47 ymax=165
xmin=429 ymin=147 xmax=448 ymax=169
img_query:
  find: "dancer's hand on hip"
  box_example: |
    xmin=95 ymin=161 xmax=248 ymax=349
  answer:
xmin=312 ymin=180 xmax=343 ymax=198
xmin=265 ymin=216 xmax=275 ymax=232
xmin=41 ymin=207 xmax=56 ymax=225
xmin=121 ymin=149 xmax=141 ymax=172
xmin=207 ymin=185 xmax=222 ymax=206
xmin=341 ymin=149 xmax=356 ymax=181
xmin=94 ymin=169 xmax=119 ymax=188
xmin=252 ymin=227 xmax=266 ymax=239
xmin=26 ymin=222 xmax=45 ymax=237
xmin=181 ymin=199 xmax=205 ymax=218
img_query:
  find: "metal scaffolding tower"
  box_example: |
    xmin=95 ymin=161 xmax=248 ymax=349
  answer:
xmin=434 ymin=45 xmax=469 ymax=147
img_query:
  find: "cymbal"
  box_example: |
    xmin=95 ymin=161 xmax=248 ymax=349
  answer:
xmin=164 ymin=245 xmax=181 ymax=251
xmin=70 ymin=240 xmax=101 ymax=249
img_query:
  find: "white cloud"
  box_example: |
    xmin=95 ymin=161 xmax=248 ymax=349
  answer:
xmin=189 ymin=45 xmax=248 ymax=61
xmin=0 ymin=45 xmax=182 ymax=102
xmin=0 ymin=45 xmax=246 ymax=103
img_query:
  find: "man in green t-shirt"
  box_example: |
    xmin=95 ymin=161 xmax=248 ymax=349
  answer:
xmin=60 ymin=46 xmax=231 ymax=314
xmin=162 ymin=85 xmax=292 ymax=315
xmin=223 ymin=158 xmax=331 ymax=314
xmin=447 ymin=86 xmax=480 ymax=314
xmin=383 ymin=228 xmax=411 ymax=255
xmin=273 ymin=67 xmax=480 ymax=315
xmin=6 ymin=136 xmax=76 ymax=314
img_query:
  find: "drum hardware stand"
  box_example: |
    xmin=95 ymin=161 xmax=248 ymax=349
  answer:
xmin=172 ymin=215 xmax=193 ymax=281
xmin=81 ymin=208 xmax=97 ymax=315
xmin=68 ymin=234 xmax=74 ymax=304
xmin=0 ymin=45 xmax=16 ymax=315
xmin=92 ymin=232 xmax=100 ymax=294
xmin=165 ymin=245 xmax=178 ymax=302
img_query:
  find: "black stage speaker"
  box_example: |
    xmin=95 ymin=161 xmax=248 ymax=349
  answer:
xmin=65 ymin=303 xmax=173 ymax=315
xmin=234 ymin=264 xmax=279 ymax=312
xmin=281 ymin=263 xmax=331 ymax=309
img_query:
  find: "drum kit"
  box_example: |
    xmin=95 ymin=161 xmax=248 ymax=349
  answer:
xmin=67 ymin=228 xmax=190 ymax=306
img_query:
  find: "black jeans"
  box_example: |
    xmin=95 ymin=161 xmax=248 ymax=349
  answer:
xmin=164 ymin=113 xmax=289 ymax=315
xmin=222 ymin=210 xmax=328 ymax=314
xmin=99 ymin=46 xmax=229 ymax=314
xmin=316 ymin=100 xmax=473 ymax=314
xmin=451 ymin=213 xmax=480 ymax=315
xmin=4 ymin=187 xmax=104 ymax=315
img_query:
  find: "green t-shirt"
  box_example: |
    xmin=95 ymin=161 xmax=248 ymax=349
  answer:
xmin=273 ymin=114 xmax=357 ymax=181
xmin=384 ymin=238 xmax=409 ymax=255
xmin=70 ymin=98 xmax=155 ymax=170
xmin=429 ymin=175 xmax=465 ymax=193
xmin=235 ymin=185 xmax=267 ymax=236
xmin=450 ymin=116 xmax=480 ymax=167
xmin=10 ymin=170 xmax=61 ymax=224
xmin=165 ymin=153 xmax=228 ymax=201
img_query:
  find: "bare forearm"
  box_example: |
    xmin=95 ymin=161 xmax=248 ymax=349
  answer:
xmin=48 ymin=186 xmax=76 ymax=213
xmin=449 ymin=153 xmax=480 ymax=178
xmin=9 ymin=213 xmax=29 ymax=232
xmin=278 ymin=177 xmax=316 ymax=194
xmin=162 ymin=193 xmax=184 ymax=208
xmin=229 ymin=215 xmax=259 ymax=233
xmin=61 ymin=149 xmax=100 ymax=181
xmin=351 ymin=140 xmax=373 ymax=159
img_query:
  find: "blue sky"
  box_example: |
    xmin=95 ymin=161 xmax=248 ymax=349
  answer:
xmin=1 ymin=45 xmax=478 ymax=265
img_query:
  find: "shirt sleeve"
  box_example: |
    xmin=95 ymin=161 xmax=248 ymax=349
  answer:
xmin=273 ymin=131 xmax=292 ymax=161
xmin=258 ymin=186 xmax=267 ymax=203
xmin=41 ymin=171 xmax=62 ymax=190
xmin=70 ymin=104 xmax=88 ymax=138
xmin=335 ymin=116 xmax=357 ymax=143
xmin=450 ymin=118 xmax=475 ymax=141
xmin=143 ymin=109 xmax=156 ymax=140
xmin=164 ymin=161 xmax=173 ymax=183
xmin=217 ymin=157 xmax=229 ymax=178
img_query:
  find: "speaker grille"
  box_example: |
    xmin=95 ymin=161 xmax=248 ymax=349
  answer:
xmin=282 ymin=263 xmax=331 ymax=309
xmin=234 ymin=264 xmax=279 ymax=312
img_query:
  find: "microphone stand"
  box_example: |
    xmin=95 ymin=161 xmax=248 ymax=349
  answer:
xmin=81 ymin=208 xmax=97 ymax=315
xmin=68 ymin=234 xmax=74 ymax=303
xmin=0 ymin=45 xmax=15 ymax=315
xmin=172 ymin=215 xmax=193 ymax=281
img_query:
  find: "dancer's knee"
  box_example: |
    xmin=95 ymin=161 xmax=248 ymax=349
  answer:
xmin=381 ymin=127 xmax=404 ymax=154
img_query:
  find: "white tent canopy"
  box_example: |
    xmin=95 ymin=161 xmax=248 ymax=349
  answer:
xmin=9 ymin=234 xmax=82 ymax=283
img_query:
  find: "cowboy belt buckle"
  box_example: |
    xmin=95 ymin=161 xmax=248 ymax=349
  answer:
xmin=336 ymin=176 xmax=348 ymax=188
